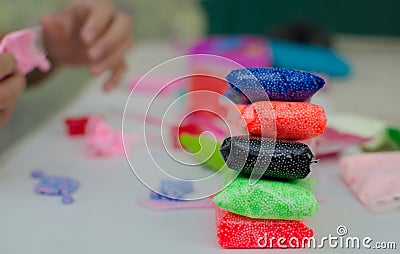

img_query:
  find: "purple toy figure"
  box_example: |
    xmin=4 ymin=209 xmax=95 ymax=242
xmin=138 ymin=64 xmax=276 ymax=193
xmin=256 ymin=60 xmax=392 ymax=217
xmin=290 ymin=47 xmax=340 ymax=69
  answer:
xmin=31 ymin=169 xmax=79 ymax=204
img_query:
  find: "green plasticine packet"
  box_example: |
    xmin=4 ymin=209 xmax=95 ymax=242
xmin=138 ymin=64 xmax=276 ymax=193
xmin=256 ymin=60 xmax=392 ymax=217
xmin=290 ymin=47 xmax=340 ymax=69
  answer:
xmin=212 ymin=176 xmax=318 ymax=220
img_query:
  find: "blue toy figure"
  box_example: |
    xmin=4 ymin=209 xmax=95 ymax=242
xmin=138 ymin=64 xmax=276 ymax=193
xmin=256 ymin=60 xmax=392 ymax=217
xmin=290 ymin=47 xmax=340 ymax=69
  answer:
xmin=31 ymin=169 xmax=79 ymax=204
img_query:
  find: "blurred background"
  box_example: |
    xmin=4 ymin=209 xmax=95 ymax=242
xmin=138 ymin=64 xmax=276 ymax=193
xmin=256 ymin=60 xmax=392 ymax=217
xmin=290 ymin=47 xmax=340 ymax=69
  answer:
xmin=0 ymin=0 xmax=399 ymax=153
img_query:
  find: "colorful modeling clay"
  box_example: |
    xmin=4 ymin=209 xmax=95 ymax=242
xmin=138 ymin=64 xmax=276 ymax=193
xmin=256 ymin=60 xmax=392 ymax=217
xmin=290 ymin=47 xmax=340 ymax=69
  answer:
xmin=226 ymin=68 xmax=325 ymax=103
xmin=212 ymin=176 xmax=318 ymax=220
xmin=31 ymin=169 xmax=79 ymax=204
xmin=64 ymin=116 xmax=90 ymax=136
xmin=179 ymin=133 xmax=226 ymax=171
xmin=340 ymin=152 xmax=400 ymax=213
xmin=0 ymin=28 xmax=50 ymax=74
xmin=216 ymin=207 xmax=314 ymax=248
xmin=220 ymin=136 xmax=315 ymax=180
xmin=239 ymin=101 xmax=327 ymax=140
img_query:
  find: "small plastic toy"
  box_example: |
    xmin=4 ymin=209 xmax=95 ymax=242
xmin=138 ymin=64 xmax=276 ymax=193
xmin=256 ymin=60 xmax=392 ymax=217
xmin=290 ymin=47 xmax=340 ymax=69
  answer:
xmin=0 ymin=27 xmax=50 ymax=74
xmin=31 ymin=169 xmax=79 ymax=204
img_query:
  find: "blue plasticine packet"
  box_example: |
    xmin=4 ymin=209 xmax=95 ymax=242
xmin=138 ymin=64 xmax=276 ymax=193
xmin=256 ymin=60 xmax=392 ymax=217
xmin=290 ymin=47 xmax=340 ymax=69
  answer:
xmin=270 ymin=40 xmax=350 ymax=77
xmin=225 ymin=67 xmax=325 ymax=103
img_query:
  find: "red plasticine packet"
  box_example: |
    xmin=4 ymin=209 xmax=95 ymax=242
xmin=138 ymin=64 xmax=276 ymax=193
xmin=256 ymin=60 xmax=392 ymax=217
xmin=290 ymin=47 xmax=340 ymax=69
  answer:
xmin=216 ymin=207 xmax=314 ymax=249
xmin=238 ymin=101 xmax=327 ymax=140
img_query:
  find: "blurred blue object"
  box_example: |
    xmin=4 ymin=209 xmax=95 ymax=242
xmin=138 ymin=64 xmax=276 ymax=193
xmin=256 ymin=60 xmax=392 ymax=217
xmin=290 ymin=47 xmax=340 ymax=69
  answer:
xmin=270 ymin=40 xmax=351 ymax=77
xmin=149 ymin=180 xmax=194 ymax=201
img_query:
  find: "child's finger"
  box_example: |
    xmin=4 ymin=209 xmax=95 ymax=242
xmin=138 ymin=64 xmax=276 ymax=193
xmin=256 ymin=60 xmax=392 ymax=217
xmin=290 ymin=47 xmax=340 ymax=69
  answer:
xmin=88 ymin=13 xmax=132 ymax=61
xmin=0 ymin=53 xmax=17 ymax=80
xmin=0 ymin=73 xmax=26 ymax=110
xmin=91 ymin=37 xmax=133 ymax=75
xmin=0 ymin=102 xmax=16 ymax=127
xmin=80 ymin=0 xmax=115 ymax=44
xmin=102 ymin=62 xmax=127 ymax=91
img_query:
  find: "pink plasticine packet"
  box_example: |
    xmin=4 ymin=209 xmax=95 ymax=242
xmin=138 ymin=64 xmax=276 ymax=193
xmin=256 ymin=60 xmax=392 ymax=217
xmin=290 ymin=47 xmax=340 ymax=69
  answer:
xmin=340 ymin=151 xmax=400 ymax=213
xmin=0 ymin=28 xmax=51 ymax=74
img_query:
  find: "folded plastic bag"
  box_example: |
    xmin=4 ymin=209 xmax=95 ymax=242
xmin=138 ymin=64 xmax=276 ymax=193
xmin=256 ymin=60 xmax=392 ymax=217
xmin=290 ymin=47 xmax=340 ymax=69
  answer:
xmin=220 ymin=136 xmax=315 ymax=180
xmin=212 ymin=176 xmax=318 ymax=220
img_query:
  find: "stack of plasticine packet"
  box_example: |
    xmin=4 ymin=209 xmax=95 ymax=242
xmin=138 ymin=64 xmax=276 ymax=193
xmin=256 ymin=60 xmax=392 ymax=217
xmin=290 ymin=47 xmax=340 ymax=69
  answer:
xmin=212 ymin=68 xmax=327 ymax=249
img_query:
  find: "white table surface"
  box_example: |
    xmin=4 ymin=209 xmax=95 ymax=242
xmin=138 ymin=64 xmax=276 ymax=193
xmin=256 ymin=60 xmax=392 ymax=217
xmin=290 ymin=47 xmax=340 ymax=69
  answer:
xmin=0 ymin=37 xmax=399 ymax=254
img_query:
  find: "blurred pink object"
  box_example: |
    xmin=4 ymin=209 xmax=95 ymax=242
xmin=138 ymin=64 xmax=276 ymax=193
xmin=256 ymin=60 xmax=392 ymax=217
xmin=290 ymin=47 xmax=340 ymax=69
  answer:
xmin=314 ymin=127 xmax=371 ymax=157
xmin=0 ymin=28 xmax=51 ymax=74
xmin=340 ymin=151 xmax=400 ymax=213
xmin=85 ymin=117 xmax=139 ymax=157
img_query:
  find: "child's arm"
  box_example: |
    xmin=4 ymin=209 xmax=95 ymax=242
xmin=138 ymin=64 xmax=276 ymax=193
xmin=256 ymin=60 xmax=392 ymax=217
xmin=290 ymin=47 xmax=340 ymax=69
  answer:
xmin=0 ymin=53 xmax=26 ymax=127
xmin=33 ymin=0 xmax=133 ymax=91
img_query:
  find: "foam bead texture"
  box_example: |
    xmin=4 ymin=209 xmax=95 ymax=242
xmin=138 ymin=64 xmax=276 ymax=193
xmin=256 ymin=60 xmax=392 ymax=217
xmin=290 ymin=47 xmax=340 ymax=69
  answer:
xmin=226 ymin=67 xmax=325 ymax=103
xmin=240 ymin=101 xmax=327 ymax=140
xmin=220 ymin=136 xmax=314 ymax=180
xmin=216 ymin=207 xmax=314 ymax=248
xmin=212 ymin=176 xmax=318 ymax=220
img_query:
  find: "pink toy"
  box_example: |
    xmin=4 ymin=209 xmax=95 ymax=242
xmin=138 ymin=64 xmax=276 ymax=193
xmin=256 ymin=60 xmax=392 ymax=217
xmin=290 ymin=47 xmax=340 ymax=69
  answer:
xmin=129 ymin=76 xmax=187 ymax=95
xmin=340 ymin=151 xmax=400 ymax=213
xmin=0 ymin=28 xmax=51 ymax=74
xmin=85 ymin=116 xmax=139 ymax=157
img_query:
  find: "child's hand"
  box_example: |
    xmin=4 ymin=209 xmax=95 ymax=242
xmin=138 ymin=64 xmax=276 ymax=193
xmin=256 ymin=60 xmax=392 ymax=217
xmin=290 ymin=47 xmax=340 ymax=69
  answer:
xmin=41 ymin=0 xmax=133 ymax=91
xmin=0 ymin=53 xmax=26 ymax=127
